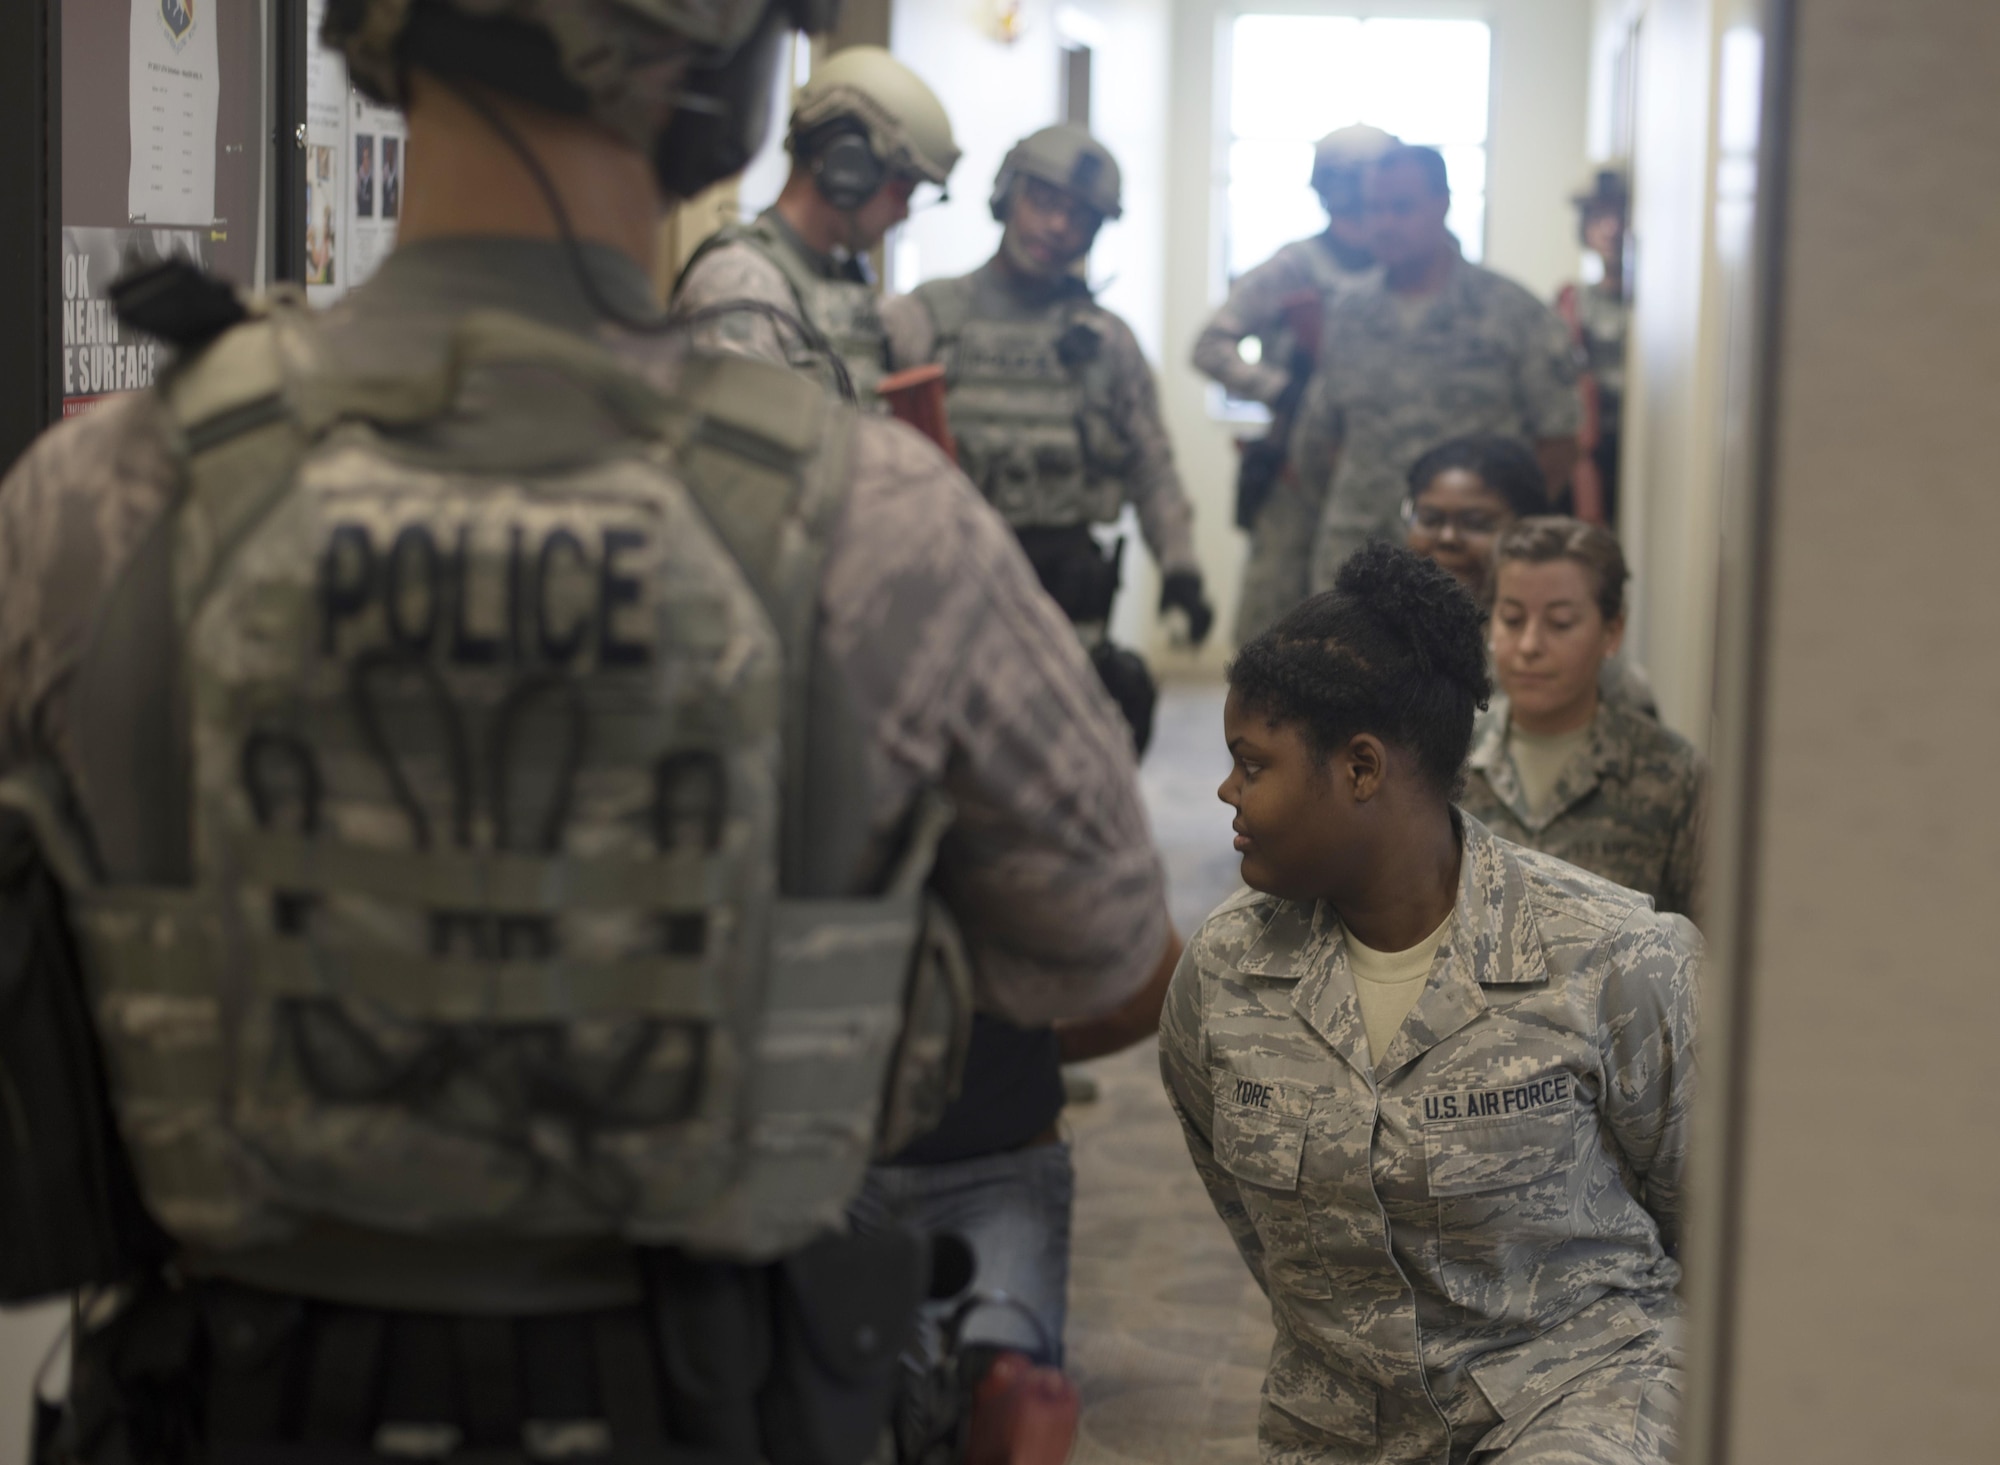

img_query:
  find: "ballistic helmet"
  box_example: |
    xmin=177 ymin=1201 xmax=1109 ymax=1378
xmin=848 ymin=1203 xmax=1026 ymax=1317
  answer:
xmin=790 ymin=46 xmax=959 ymax=199
xmin=989 ymin=125 xmax=1123 ymax=223
xmin=320 ymin=0 xmax=840 ymax=198
xmin=1311 ymin=124 xmax=1399 ymax=203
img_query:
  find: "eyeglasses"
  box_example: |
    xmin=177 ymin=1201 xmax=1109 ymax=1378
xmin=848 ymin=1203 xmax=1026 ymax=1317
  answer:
xmin=1019 ymin=177 xmax=1105 ymax=233
xmin=1403 ymin=502 xmax=1506 ymax=537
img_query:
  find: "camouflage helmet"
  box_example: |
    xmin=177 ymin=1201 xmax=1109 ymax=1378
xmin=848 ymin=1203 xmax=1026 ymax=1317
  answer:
xmin=790 ymin=46 xmax=959 ymax=188
xmin=1311 ymin=123 xmax=1399 ymax=196
xmin=321 ymin=0 xmax=839 ymax=195
xmin=989 ymin=124 xmax=1122 ymax=223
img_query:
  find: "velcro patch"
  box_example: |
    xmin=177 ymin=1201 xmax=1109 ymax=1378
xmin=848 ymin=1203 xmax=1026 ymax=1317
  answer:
xmin=1421 ymin=1073 xmax=1574 ymax=1125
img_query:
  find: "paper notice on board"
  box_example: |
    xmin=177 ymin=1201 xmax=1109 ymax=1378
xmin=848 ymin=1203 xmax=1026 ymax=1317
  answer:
xmin=127 ymin=0 xmax=221 ymax=226
xmin=304 ymin=0 xmax=348 ymax=302
xmin=345 ymin=92 xmax=407 ymax=289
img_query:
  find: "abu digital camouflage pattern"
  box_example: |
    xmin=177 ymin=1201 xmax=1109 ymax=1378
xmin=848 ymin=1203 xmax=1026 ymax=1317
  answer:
xmin=1291 ymin=254 xmax=1583 ymax=591
xmin=1192 ymin=235 xmax=1375 ymax=407
xmin=1569 ymin=284 xmax=1630 ymax=432
xmin=1461 ymin=696 xmax=1707 ymax=924
xmin=1159 ymin=816 xmax=1698 ymax=1464
xmin=672 ymin=210 xmax=892 ymax=404
xmin=0 ymin=239 xmax=1170 ymax=1291
xmin=882 ymin=260 xmax=1198 ymax=574
xmin=1190 ymin=234 xmax=1379 ymax=644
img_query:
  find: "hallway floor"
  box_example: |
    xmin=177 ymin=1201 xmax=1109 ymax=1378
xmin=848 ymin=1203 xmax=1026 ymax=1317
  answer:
xmin=1063 ymin=682 xmax=1273 ymax=1465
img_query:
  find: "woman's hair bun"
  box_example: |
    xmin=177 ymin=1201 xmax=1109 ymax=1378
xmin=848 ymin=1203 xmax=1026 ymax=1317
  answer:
xmin=1333 ymin=542 xmax=1489 ymax=694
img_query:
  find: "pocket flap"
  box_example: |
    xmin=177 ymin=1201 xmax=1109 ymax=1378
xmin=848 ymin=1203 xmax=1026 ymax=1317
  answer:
xmin=1469 ymin=1293 xmax=1655 ymax=1426
xmin=1424 ymin=1109 xmax=1572 ymax=1196
xmin=1210 ymin=1074 xmax=1310 ymax=1192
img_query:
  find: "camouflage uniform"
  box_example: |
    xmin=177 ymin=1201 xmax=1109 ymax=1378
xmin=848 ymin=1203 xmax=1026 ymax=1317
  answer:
xmin=0 ymin=238 xmax=1170 ymax=1094
xmin=1460 ymin=697 xmax=1707 ymax=924
xmin=880 ymin=259 xmax=1199 ymax=577
xmin=1293 ymin=256 xmax=1582 ymax=591
xmin=1192 ymin=235 xmax=1378 ymax=643
xmin=1568 ymin=285 xmax=1628 ymax=435
xmin=670 ymin=208 xmax=888 ymax=403
xmin=1159 ymin=815 xmax=1697 ymax=1464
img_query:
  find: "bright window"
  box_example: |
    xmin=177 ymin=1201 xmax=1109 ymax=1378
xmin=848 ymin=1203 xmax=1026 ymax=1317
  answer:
xmin=1225 ymin=15 xmax=1492 ymax=283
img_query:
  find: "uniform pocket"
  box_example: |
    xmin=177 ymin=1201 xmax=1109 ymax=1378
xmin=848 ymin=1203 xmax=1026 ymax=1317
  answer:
xmin=1425 ymin=1107 xmax=1576 ymax=1317
xmin=1263 ymin=1340 xmax=1379 ymax=1450
xmin=1210 ymin=1073 xmax=1332 ymax=1300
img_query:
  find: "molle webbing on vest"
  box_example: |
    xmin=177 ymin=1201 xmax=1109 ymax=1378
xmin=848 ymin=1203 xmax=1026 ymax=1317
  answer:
xmin=21 ymin=301 xmax=962 ymax=1297
xmin=918 ymin=277 xmax=1126 ymax=531
xmin=680 ymin=217 xmax=890 ymax=406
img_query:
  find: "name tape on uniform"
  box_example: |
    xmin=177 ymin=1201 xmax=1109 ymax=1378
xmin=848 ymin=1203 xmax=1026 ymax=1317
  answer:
xmin=1423 ymin=1074 xmax=1572 ymax=1125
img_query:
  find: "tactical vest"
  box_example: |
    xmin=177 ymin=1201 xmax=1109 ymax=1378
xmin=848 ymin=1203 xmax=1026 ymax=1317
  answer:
xmin=682 ymin=216 xmax=890 ymax=405
xmin=916 ymin=277 xmax=1135 ymax=531
xmin=0 ymin=299 xmax=970 ymax=1282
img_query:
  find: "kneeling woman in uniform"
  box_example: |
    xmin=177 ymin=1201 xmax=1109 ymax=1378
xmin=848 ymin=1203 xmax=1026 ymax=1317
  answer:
xmin=1457 ymin=518 xmax=1706 ymax=921
xmin=1160 ymin=543 xmax=1697 ymax=1464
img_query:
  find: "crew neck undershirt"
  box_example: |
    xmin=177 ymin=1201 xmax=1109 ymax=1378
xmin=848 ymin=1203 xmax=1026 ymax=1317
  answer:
xmin=1345 ymin=908 xmax=1454 ymax=1065
xmin=1506 ymin=719 xmax=1593 ymax=821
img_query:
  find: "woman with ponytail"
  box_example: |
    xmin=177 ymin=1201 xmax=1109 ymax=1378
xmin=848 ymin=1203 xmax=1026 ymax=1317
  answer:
xmin=1159 ymin=543 xmax=1698 ymax=1465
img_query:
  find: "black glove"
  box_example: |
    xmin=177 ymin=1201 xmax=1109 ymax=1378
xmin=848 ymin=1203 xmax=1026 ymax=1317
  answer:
xmin=1159 ymin=569 xmax=1215 ymax=647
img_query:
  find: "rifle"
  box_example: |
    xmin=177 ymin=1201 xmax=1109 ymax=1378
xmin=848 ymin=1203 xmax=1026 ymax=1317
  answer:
xmin=1233 ymin=288 xmax=1327 ymax=532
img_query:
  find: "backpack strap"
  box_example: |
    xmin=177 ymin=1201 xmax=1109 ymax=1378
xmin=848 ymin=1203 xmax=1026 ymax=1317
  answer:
xmin=668 ymin=352 xmax=865 ymax=896
xmin=69 ymin=301 xmax=318 ymax=883
xmin=909 ymin=276 xmax=978 ymax=358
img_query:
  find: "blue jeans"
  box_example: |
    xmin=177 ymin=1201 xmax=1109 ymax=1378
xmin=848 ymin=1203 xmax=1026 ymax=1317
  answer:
xmin=850 ymin=1141 xmax=1075 ymax=1366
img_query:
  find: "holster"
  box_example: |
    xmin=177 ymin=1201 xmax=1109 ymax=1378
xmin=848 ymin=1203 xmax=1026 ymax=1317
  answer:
xmin=1011 ymin=527 xmax=1121 ymax=626
xmin=1232 ymin=438 xmax=1286 ymax=532
xmin=0 ymin=791 xmax=169 ymax=1306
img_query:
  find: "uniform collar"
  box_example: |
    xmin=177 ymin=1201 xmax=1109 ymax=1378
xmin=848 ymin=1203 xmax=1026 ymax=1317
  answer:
xmin=973 ymin=254 xmax=1094 ymax=313
xmin=1266 ymin=816 xmax=1551 ymax=1082
xmin=349 ymin=237 xmax=662 ymax=335
xmin=1469 ymin=696 xmax=1621 ymax=834
xmin=1363 ymin=242 xmax=1476 ymax=331
xmin=757 ymin=208 xmax=873 ymax=286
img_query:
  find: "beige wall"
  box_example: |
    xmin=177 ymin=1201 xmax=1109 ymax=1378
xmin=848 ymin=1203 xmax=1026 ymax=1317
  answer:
xmin=1688 ymin=2 xmax=2000 ymax=1460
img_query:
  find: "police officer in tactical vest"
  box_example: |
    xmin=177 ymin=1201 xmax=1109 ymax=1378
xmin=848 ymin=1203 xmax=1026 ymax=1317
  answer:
xmin=672 ymin=45 xmax=958 ymax=403
xmin=0 ymin=3 xmax=1174 ymax=1462
xmin=881 ymin=125 xmax=1213 ymax=754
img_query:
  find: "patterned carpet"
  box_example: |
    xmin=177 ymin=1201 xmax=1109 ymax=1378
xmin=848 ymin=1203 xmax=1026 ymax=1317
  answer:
xmin=1063 ymin=682 xmax=1273 ymax=1465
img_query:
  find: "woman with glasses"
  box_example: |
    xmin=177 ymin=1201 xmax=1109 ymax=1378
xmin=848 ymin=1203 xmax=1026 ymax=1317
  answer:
xmin=1163 ymin=543 xmax=1696 ymax=1464
xmin=1460 ymin=517 xmax=1707 ymax=921
xmin=1404 ymin=434 xmax=1656 ymax=718
xmin=1401 ymin=433 xmax=1549 ymax=598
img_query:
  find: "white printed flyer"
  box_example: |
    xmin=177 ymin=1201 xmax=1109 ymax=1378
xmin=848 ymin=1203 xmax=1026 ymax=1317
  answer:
xmin=127 ymin=0 xmax=221 ymax=227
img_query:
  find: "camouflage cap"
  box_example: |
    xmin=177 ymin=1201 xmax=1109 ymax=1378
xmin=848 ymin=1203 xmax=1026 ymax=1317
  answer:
xmin=791 ymin=46 xmax=959 ymax=187
xmin=324 ymin=0 xmax=837 ymax=153
xmin=991 ymin=124 xmax=1122 ymax=222
xmin=1311 ymin=123 xmax=1399 ymax=192
xmin=1572 ymin=163 xmax=1631 ymax=212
